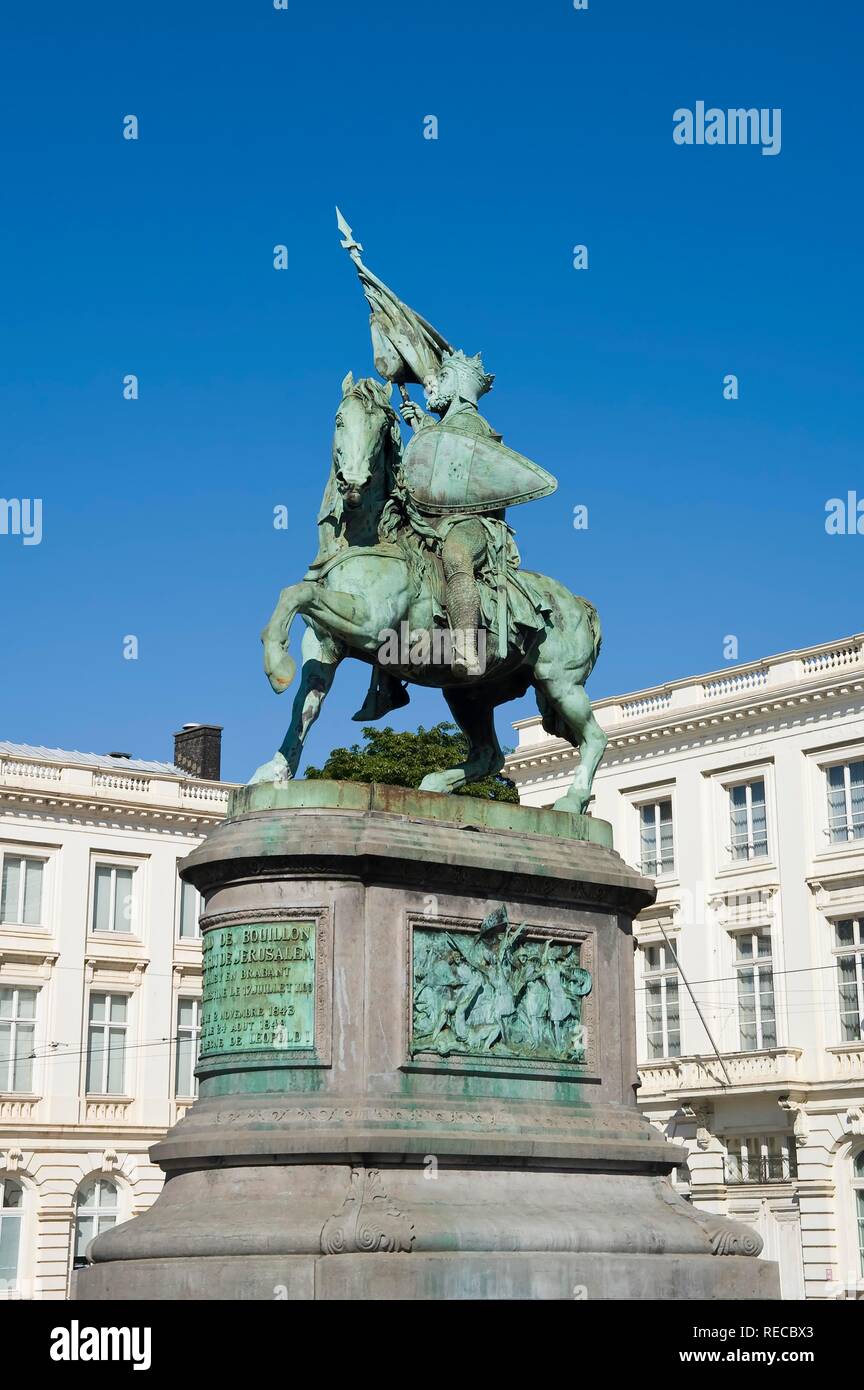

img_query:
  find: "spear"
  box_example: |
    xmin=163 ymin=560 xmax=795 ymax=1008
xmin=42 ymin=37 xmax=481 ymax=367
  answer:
xmin=336 ymin=207 xmax=412 ymax=413
xmin=335 ymin=206 xmax=451 ymax=416
xmin=335 ymin=205 xmax=364 ymax=264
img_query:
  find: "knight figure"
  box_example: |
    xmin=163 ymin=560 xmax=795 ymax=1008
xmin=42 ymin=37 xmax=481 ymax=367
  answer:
xmin=337 ymin=208 xmax=557 ymax=680
xmin=394 ymin=350 xmax=501 ymax=675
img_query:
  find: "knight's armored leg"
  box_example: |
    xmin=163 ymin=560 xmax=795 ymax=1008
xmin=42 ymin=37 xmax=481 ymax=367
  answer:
xmin=445 ymin=571 xmax=481 ymax=675
xmin=441 ymin=521 xmax=484 ymax=676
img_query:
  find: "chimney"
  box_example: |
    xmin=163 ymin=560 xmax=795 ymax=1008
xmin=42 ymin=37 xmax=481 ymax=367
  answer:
xmin=173 ymin=723 xmax=223 ymax=781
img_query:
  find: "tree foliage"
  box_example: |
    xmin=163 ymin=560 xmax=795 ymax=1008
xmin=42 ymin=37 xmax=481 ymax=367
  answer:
xmin=305 ymin=722 xmax=519 ymax=802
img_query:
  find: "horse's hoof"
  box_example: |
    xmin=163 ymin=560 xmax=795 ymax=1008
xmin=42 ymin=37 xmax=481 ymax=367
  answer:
xmin=264 ymin=648 xmax=296 ymax=693
xmin=419 ymin=771 xmax=455 ymax=795
xmin=248 ymin=753 xmax=291 ymax=786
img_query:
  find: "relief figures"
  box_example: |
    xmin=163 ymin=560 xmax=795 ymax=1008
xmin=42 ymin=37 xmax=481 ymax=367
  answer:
xmin=412 ymin=906 xmax=591 ymax=1064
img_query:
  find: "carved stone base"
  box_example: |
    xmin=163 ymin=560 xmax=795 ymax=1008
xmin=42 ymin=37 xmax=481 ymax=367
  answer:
xmin=75 ymin=1159 xmax=777 ymax=1301
xmin=74 ymin=785 xmax=779 ymax=1301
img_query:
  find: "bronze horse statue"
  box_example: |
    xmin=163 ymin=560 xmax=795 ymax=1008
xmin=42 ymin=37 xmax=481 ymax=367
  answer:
xmin=250 ymin=375 xmax=607 ymax=814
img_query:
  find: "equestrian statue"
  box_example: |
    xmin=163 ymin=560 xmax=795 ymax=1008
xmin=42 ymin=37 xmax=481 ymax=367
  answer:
xmin=250 ymin=211 xmax=607 ymax=814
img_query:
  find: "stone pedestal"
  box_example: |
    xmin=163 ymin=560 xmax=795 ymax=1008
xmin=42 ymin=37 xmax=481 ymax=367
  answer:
xmin=75 ymin=783 xmax=779 ymax=1300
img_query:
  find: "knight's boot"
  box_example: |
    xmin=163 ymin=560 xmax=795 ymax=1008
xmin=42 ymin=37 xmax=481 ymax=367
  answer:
xmin=352 ymin=669 xmax=410 ymax=721
xmin=445 ymin=571 xmax=483 ymax=677
xmin=451 ymin=627 xmax=482 ymax=678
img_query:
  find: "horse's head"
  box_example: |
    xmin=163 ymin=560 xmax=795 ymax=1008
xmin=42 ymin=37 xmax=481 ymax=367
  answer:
xmin=332 ymin=372 xmax=399 ymax=509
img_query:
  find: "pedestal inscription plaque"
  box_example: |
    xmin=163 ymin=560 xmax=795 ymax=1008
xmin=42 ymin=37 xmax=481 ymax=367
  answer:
xmin=195 ymin=904 xmax=333 ymax=1076
xmin=200 ymin=920 xmax=316 ymax=1057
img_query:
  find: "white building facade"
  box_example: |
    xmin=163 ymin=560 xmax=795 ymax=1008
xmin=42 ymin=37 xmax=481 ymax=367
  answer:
xmin=0 ymin=741 xmax=229 ymax=1299
xmin=507 ymin=634 xmax=864 ymax=1301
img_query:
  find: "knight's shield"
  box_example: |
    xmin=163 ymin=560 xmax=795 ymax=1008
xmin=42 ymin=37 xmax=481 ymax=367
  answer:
xmin=402 ymin=426 xmax=558 ymax=516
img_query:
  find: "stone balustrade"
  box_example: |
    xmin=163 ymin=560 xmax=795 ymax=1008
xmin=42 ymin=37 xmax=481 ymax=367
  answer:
xmin=0 ymin=1097 xmax=40 ymax=1122
xmin=826 ymin=1045 xmax=864 ymax=1079
xmin=0 ymin=755 xmax=231 ymax=818
xmin=83 ymin=1099 xmax=134 ymax=1124
xmin=638 ymin=1048 xmax=804 ymax=1097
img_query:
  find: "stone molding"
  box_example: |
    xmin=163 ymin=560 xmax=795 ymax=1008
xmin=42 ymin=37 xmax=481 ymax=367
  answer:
xmin=181 ymin=805 xmax=654 ymax=915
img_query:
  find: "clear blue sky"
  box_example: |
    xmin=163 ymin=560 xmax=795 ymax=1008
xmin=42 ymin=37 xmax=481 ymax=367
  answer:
xmin=1 ymin=1 xmax=861 ymax=781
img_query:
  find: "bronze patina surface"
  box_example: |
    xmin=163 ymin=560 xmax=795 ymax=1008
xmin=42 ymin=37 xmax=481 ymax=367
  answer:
xmin=249 ymin=212 xmax=608 ymax=815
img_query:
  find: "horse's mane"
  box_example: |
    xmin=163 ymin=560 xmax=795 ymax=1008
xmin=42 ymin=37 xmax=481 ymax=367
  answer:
xmin=312 ymin=378 xmax=402 ymax=564
xmin=345 ymin=377 xmax=402 ymax=475
xmin=346 ymin=376 xmax=397 ymax=421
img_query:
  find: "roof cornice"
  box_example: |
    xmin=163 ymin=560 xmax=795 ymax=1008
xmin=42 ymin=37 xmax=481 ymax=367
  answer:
xmin=508 ymin=667 xmax=864 ymax=773
xmin=0 ymin=787 xmax=225 ymax=831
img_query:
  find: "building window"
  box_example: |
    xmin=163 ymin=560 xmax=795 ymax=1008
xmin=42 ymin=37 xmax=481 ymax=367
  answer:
xmin=178 ymin=880 xmax=200 ymax=939
xmin=86 ymin=994 xmax=128 ymax=1095
xmin=73 ymin=1179 xmax=118 ymax=1270
xmin=0 ymin=1178 xmax=23 ymax=1291
xmin=175 ymin=998 xmax=201 ymax=1098
xmin=92 ymin=865 xmax=135 ymax=934
xmin=855 ymin=1152 xmax=864 ymax=1278
xmin=729 ymin=780 xmax=768 ymax=861
xmin=734 ymin=930 xmax=776 ymax=1051
xmin=724 ymin=1135 xmax=797 ymax=1185
xmin=639 ymin=799 xmax=674 ymax=877
xmin=826 ymin=760 xmax=864 ymax=844
xmin=642 ymin=944 xmax=681 ymax=1058
xmin=0 ymin=987 xmax=37 ymax=1093
xmin=0 ymin=855 xmax=44 ymax=926
xmin=834 ymin=918 xmax=864 ymax=1042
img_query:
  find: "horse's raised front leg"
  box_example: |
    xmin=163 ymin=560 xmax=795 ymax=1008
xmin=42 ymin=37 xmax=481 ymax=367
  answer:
xmin=263 ymin=579 xmax=378 ymax=693
xmin=298 ymin=584 xmax=382 ymax=651
xmin=419 ymin=687 xmax=505 ymax=795
xmin=250 ymin=625 xmax=344 ymax=784
xmin=262 ymin=582 xmax=318 ymax=693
